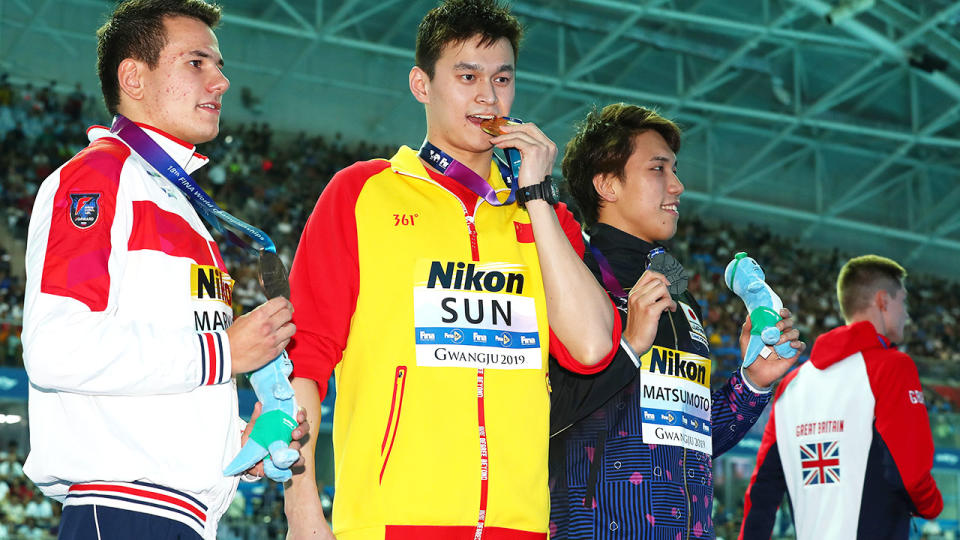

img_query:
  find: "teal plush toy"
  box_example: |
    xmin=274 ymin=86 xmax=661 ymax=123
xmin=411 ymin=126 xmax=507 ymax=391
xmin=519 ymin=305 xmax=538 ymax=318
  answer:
xmin=223 ymin=351 xmax=299 ymax=481
xmin=223 ymin=251 xmax=299 ymax=482
xmin=724 ymin=252 xmax=797 ymax=369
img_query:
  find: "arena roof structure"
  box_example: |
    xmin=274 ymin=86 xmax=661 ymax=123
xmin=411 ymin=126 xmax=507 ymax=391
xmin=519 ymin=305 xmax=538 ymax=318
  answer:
xmin=3 ymin=0 xmax=960 ymax=275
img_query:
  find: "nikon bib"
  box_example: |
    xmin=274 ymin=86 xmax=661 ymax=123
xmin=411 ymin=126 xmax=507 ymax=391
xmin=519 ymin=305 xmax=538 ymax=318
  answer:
xmin=413 ymin=259 xmax=542 ymax=370
xmin=639 ymin=345 xmax=712 ymax=453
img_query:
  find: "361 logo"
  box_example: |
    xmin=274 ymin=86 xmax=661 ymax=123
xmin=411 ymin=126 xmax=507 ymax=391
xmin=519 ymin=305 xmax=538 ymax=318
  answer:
xmin=909 ymin=390 xmax=925 ymax=404
xmin=394 ymin=213 xmax=419 ymax=226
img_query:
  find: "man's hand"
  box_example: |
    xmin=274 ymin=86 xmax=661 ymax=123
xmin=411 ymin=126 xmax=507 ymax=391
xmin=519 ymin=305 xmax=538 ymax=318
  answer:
xmin=489 ymin=122 xmax=557 ymax=188
xmin=623 ymin=270 xmax=677 ymax=355
xmin=241 ymin=402 xmax=309 ymax=479
xmin=741 ymin=308 xmax=806 ymax=388
xmin=227 ymin=297 xmax=296 ymax=375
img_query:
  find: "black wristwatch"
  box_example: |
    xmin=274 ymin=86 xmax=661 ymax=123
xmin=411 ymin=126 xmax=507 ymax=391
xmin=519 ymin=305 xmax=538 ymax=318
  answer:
xmin=517 ymin=175 xmax=559 ymax=208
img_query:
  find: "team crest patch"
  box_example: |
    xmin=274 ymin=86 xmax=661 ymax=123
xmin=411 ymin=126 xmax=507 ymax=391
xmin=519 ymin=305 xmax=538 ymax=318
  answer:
xmin=70 ymin=193 xmax=101 ymax=229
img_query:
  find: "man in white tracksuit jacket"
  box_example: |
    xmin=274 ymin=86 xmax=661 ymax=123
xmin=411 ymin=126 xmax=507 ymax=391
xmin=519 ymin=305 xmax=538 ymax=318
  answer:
xmin=22 ymin=1 xmax=300 ymax=538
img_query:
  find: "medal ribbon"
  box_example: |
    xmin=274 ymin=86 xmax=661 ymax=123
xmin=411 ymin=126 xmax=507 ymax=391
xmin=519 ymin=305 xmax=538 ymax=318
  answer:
xmin=418 ymin=135 xmax=521 ymax=206
xmin=584 ymin=231 xmax=664 ymax=301
xmin=110 ymin=114 xmax=276 ymax=255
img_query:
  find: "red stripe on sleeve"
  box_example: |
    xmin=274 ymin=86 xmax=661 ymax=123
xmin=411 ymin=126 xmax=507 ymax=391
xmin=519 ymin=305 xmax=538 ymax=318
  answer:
xmin=554 ymin=202 xmax=585 ymax=258
xmin=128 ymin=200 xmax=216 ymax=267
xmin=548 ymin=202 xmax=620 ymax=374
xmin=40 ymin=139 xmax=129 ymax=312
xmin=204 ymin=332 xmax=217 ymax=385
xmin=740 ymin=369 xmax=796 ymax=539
xmin=865 ymin=350 xmax=943 ymax=518
xmin=288 ymin=159 xmax=390 ymax=398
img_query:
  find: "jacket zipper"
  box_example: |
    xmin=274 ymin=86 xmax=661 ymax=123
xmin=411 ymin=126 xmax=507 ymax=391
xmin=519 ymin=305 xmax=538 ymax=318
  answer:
xmin=467 ymin=199 xmax=488 ymax=538
xmin=379 ymin=366 xmax=407 ymax=484
xmin=667 ymin=312 xmax=691 ymax=539
xmin=396 ymin=169 xmax=496 ymax=537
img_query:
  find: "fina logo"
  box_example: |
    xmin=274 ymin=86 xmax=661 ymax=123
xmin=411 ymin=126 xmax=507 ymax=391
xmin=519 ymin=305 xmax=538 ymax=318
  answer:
xmin=495 ymin=332 xmax=512 ymax=347
xmin=643 ymin=411 xmax=655 ymax=421
xmin=473 ymin=332 xmax=487 ymax=344
xmin=429 ymin=150 xmax=450 ymax=169
xmin=444 ymin=329 xmax=464 ymax=343
xmin=419 ymin=330 xmax=436 ymax=342
xmin=520 ymin=335 xmax=536 ymax=346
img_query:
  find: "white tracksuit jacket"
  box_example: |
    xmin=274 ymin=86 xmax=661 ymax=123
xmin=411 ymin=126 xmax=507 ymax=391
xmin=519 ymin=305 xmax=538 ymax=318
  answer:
xmin=23 ymin=123 xmax=241 ymax=539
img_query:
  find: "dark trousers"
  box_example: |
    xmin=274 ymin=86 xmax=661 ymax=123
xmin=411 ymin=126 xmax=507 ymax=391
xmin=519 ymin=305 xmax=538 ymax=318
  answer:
xmin=59 ymin=505 xmax=204 ymax=540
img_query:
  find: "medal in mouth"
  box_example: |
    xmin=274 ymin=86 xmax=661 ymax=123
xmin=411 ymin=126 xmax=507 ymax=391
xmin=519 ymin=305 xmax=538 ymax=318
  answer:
xmin=478 ymin=115 xmax=523 ymax=136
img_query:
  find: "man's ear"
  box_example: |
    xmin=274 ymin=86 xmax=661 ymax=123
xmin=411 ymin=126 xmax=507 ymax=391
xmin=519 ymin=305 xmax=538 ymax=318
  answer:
xmin=409 ymin=66 xmax=430 ymax=105
xmin=593 ymin=172 xmax=619 ymax=203
xmin=874 ymin=289 xmax=888 ymax=312
xmin=117 ymin=58 xmax=145 ymax=102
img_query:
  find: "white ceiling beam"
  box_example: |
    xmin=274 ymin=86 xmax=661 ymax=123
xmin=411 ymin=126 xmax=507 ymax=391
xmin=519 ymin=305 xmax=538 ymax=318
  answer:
xmin=681 ymin=188 xmax=960 ymax=253
xmin=790 ymin=0 xmax=960 ymax=103
xmin=571 ymin=0 xmax=872 ymax=50
xmin=272 ymin=0 xmax=313 ymax=34
xmin=679 ymin=8 xmax=800 ymax=103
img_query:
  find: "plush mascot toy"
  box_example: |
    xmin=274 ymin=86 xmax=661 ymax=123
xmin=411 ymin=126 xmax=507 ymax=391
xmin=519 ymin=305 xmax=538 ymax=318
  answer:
xmin=223 ymin=352 xmax=299 ymax=481
xmin=724 ymin=251 xmax=798 ymax=369
xmin=223 ymin=251 xmax=299 ymax=481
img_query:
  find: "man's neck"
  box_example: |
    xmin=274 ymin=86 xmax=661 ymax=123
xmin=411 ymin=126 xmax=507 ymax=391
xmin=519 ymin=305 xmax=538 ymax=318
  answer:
xmin=849 ymin=314 xmax=883 ymax=336
xmin=595 ymin=217 xmax=657 ymax=245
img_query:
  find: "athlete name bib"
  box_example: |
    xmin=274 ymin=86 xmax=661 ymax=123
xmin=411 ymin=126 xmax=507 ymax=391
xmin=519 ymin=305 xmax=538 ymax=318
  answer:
xmin=639 ymin=345 xmax=712 ymax=453
xmin=413 ymin=259 xmax=541 ymax=370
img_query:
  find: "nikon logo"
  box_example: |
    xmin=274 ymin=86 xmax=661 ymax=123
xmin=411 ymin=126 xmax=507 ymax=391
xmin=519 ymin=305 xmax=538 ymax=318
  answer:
xmin=427 ymin=261 xmax=524 ymax=294
xmin=649 ymin=347 xmax=706 ymax=385
xmin=191 ymin=265 xmax=234 ymax=306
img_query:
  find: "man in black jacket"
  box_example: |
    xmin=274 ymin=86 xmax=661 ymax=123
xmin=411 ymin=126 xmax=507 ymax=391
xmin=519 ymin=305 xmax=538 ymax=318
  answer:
xmin=549 ymin=103 xmax=805 ymax=539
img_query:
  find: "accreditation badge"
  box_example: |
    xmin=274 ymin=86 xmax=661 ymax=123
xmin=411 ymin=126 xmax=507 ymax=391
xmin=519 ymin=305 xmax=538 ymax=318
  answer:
xmin=639 ymin=345 xmax=712 ymax=453
xmin=412 ymin=259 xmax=542 ymax=370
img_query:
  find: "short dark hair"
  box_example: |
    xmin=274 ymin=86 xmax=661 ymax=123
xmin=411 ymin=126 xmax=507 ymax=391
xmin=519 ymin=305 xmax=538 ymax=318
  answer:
xmin=415 ymin=0 xmax=523 ymax=79
xmin=836 ymin=254 xmax=907 ymax=322
xmin=562 ymin=103 xmax=682 ymax=227
xmin=96 ymin=0 xmax=222 ymax=115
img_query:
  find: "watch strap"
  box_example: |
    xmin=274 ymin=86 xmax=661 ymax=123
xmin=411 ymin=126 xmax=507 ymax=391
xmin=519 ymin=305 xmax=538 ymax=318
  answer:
xmin=518 ymin=175 xmax=557 ymax=207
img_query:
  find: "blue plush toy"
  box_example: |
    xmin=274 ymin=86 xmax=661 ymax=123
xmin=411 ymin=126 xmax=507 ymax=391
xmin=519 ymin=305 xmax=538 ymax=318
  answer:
xmin=223 ymin=351 xmax=299 ymax=481
xmin=724 ymin=252 xmax=797 ymax=369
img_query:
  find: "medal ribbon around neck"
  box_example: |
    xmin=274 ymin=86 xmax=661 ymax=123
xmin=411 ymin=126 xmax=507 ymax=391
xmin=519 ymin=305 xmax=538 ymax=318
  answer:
xmin=110 ymin=114 xmax=276 ymax=256
xmin=417 ymin=117 xmax=523 ymax=206
xmin=585 ymin=232 xmax=688 ymax=300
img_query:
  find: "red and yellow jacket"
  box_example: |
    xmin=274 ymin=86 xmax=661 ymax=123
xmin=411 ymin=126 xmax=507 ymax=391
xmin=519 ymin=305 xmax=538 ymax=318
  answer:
xmin=288 ymin=146 xmax=619 ymax=540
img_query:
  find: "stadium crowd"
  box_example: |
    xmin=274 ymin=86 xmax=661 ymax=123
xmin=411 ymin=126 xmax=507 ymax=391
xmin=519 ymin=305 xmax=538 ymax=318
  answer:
xmin=0 ymin=76 xmax=959 ymax=538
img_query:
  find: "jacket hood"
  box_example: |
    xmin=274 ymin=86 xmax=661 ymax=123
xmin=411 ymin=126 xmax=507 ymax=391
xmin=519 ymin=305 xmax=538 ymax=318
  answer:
xmin=810 ymin=320 xmax=894 ymax=369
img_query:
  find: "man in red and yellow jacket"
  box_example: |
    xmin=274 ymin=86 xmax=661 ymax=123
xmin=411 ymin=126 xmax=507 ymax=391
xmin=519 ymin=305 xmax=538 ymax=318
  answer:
xmin=282 ymin=1 xmax=622 ymax=539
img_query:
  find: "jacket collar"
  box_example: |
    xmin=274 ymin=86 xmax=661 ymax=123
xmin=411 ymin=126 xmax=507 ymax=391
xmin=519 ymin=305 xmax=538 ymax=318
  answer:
xmin=809 ymin=320 xmax=895 ymax=369
xmin=389 ymin=145 xmax=509 ymax=193
xmin=87 ymin=123 xmax=210 ymax=175
xmin=587 ymin=223 xmax=665 ymax=288
xmin=588 ymin=222 xmax=659 ymax=255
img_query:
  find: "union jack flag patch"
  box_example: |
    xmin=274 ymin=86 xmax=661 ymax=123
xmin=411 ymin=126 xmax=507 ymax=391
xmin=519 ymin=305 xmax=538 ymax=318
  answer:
xmin=800 ymin=440 xmax=840 ymax=486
